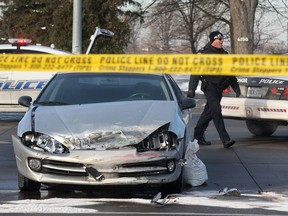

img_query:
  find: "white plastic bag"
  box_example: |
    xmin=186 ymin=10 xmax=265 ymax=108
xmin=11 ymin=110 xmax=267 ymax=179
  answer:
xmin=185 ymin=139 xmax=200 ymax=155
xmin=183 ymin=140 xmax=208 ymax=186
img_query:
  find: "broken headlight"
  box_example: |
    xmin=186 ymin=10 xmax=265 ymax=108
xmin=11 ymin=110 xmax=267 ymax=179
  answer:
xmin=137 ymin=125 xmax=177 ymax=152
xmin=21 ymin=132 xmax=69 ymax=154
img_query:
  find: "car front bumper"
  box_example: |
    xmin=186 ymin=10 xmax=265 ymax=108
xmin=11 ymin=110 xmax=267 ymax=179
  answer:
xmin=12 ymin=135 xmax=183 ymax=186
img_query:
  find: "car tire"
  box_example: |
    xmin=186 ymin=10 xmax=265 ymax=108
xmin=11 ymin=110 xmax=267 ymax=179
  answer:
xmin=160 ymin=135 xmax=188 ymax=195
xmin=161 ymin=169 xmax=184 ymax=197
xmin=18 ymin=172 xmax=41 ymax=191
xmin=246 ymin=120 xmax=278 ymax=136
xmin=171 ymin=169 xmax=184 ymax=193
xmin=161 ymin=137 xmax=187 ymax=195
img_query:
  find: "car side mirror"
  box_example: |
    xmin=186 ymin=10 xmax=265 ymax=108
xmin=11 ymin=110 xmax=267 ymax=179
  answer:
xmin=18 ymin=96 xmax=32 ymax=107
xmin=180 ymin=97 xmax=196 ymax=110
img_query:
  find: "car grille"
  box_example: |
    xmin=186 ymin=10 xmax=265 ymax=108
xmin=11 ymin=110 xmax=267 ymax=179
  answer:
xmin=118 ymin=160 xmax=170 ymax=177
xmin=39 ymin=159 xmax=171 ymax=178
xmin=41 ymin=159 xmax=88 ymax=176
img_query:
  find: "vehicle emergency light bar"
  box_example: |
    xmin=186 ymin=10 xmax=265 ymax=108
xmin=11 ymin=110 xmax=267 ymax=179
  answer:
xmin=86 ymin=27 xmax=114 ymax=54
xmin=8 ymin=38 xmax=32 ymax=46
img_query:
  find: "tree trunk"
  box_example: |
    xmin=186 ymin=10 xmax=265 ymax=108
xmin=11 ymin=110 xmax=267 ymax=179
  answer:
xmin=229 ymin=0 xmax=258 ymax=54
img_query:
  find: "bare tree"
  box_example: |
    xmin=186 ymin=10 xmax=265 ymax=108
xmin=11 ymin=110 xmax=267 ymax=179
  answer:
xmin=188 ymin=0 xmax=258 ymax=54
xmin=144 ymin=0 xmax=184 ymax=53
xmin=137 ymin=0 xmax=287 ymax=54
xmin=125 ymin=18 xmax=143 ymax=53
xmin=144 ymin=0 xmax=231 ymax=53
xmin=184 ymin=0 xmax=231 ymax=52
xmin=229 ymin=0 xmax=258 ymax=53
xmin=256 ymin=0 xmax=288 ymax=53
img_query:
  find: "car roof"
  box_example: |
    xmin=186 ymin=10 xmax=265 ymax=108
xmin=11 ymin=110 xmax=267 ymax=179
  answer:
xmin=55 ymin=72 xmax=166 ymax=77
xmin=239 ymin=76 xmax=288 ymax=81
xmin=0 ymin=43 xmax=71 ymax=54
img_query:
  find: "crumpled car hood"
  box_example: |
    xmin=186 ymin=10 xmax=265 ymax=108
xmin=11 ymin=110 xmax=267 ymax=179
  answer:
xmin=18 ymin=101 xmax=186 ymax=149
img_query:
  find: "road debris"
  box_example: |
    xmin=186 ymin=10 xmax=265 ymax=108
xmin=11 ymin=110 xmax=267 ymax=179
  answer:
xmin=219 ymin=187 xmax=241 ymax=196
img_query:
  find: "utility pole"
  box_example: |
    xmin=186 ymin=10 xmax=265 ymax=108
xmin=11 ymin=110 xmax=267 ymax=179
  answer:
xmin=72 ymin=0 xmax=82 ymax=54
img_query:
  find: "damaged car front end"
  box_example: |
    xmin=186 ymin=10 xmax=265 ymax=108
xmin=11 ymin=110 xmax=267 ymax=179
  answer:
xmin=12 ymin=73 xmax=196 ymax=192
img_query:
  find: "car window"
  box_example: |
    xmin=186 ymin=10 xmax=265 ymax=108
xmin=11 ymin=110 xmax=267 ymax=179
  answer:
xmin=9 ymin=50 xmax=53 ymax=54
xmin=0 ymin=48 xmax=68 ymax=54
xmin=36 ymin=73 xmax=173 ymax=105
xmin=0 ymin=49 xmax=48 ymax=54
xmin=166 ymin=74 xmax=185 ymax=103
xmin=0 ymin=38 xmax=71 ymax=55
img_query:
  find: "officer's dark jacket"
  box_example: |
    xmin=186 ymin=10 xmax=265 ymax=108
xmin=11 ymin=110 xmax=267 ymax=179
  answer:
xmin=188 ymin=43 xmax=239 ymax=92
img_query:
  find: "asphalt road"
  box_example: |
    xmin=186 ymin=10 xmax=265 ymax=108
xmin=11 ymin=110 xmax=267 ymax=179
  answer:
xmin=1 ymin=105 xmax=288 ymax=215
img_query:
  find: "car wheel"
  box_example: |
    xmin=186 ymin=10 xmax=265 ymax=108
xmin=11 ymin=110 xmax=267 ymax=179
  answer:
xmin=18 ymin=172 xmax=41 ymax=191
xmin=160 ymin=136 xmax=187 ymax=195
xmin=246 ymin=120 xmax=278 ymax=136
xmin=161 ymin=169 xmax=184 ymax=196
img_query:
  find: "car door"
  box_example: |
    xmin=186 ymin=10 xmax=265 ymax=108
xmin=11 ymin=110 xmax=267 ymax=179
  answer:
xmin=10 ymin=72 xmax=54 ymax=105
xmin=0 ymin=72 xmax=12 ymax=104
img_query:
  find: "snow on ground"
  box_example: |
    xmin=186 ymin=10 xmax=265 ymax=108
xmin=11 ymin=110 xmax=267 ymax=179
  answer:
xmin=172 ymin=74 xmax=203 ymax=95
xmin=0 ymin=190 xmax=288 ymax=213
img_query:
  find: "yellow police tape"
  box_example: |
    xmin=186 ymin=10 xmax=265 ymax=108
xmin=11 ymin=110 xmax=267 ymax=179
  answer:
xmin=0 ymin=54 xmax=287 ymax=76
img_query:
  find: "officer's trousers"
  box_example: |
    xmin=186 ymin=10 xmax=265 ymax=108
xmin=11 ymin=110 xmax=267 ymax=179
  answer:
xmin=194 ymin=83 xmax=230 ymax=142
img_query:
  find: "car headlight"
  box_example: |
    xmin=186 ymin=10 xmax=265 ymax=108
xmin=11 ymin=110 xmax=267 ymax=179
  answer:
xmin=22 ymin=132 xmax=69 ymax=154
xmin=137 ymin=125 xmax=177 ymax=152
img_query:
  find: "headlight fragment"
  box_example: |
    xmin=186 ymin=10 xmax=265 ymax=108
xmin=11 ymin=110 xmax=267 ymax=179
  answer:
xmin=22 ymin=132 xmax=68 ymax=154
xmin=137 ymin=125 xmax=177 ymax=152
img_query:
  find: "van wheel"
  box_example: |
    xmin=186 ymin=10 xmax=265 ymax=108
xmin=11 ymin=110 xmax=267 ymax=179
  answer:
xmin=18 ymin=172 xmax=41 ymax=191
xmin=246 ymin=120 xmax=278 ymax=136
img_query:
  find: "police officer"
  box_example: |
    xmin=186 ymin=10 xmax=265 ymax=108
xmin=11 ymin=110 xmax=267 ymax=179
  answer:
xmin=187 ymin=31 xmax=240 ymax=148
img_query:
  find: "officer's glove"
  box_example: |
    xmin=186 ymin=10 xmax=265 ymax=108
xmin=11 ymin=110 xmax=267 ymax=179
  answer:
xmin=187 ymin=90 xmax=195 ymax=98
xmin=235 ymin=89 xmax=241 ymax=97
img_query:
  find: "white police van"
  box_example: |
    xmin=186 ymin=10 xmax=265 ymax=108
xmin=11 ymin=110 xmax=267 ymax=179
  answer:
xmin=0 ymin=38 xmax=71 ymax=112
xmin=0 ymin=27 xmax=114 ymax=112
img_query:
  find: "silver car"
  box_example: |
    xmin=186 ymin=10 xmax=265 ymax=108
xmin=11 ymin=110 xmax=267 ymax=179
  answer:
xmin=12 ymin=72 xmax=196 ymax=193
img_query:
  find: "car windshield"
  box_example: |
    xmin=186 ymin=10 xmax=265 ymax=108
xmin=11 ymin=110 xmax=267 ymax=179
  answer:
xmin=36 ymin=73 xmax=172 ymax=105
